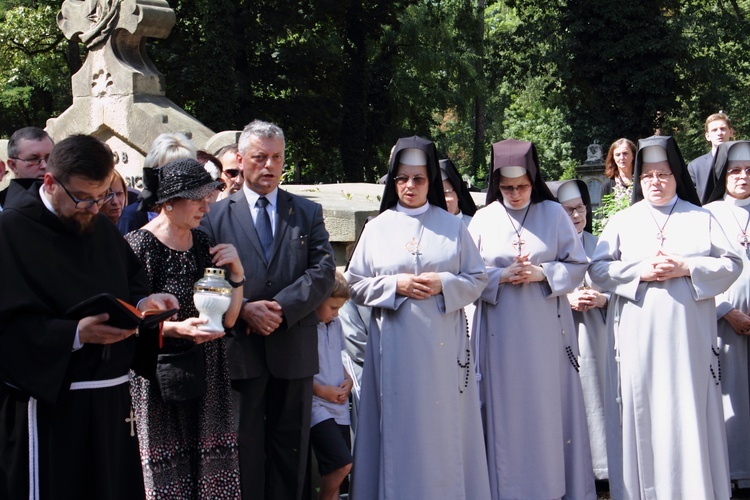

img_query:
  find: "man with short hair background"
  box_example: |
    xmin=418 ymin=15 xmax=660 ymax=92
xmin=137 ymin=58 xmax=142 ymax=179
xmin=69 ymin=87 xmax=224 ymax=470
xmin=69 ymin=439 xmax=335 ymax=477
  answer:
xmin=688 ymin=112 xmax=735 ymax=203
xmin=0 ymin=134 xmax=177 ymax=499
xmin=0 ymin=126 xmax=54 ymax=211
xmin=216 ymin=143 xmax=243 ymax=200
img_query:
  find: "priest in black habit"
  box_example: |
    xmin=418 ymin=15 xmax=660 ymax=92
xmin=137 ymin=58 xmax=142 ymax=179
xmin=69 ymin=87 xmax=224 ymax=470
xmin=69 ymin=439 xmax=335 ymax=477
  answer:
xmin=0 ymin=134 xmax=178 ymax=500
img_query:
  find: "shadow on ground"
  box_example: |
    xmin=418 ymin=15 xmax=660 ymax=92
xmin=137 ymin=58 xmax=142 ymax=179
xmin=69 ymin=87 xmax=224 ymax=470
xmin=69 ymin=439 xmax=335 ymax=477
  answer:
xmin=596 ymin=480 xmax=750 ymax=499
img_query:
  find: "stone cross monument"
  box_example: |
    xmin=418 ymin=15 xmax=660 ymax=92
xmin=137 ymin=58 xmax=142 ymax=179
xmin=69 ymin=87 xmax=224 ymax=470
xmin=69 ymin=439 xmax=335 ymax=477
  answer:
xmin=576 ymin=141 xmax=608 ymax=209
xmin=47 ymin=0 xmax=217 ymax=189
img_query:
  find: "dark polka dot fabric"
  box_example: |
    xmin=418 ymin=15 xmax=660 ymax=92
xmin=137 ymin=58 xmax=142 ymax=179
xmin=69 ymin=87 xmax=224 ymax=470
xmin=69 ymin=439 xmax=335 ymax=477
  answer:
xmin=125 ymin=228 xmax=240 ymax=499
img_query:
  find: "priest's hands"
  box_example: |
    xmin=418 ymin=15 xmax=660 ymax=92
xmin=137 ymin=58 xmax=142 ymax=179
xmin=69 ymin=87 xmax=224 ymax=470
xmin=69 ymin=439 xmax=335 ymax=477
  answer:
xmin=163 ymin=318 xmax=224 ymax=344
xmin=139 ymin=293 xmax=179 ymax=314
xmin=241 ymin=300 xmax=283 ymax=335
xmin=500 ymin=254 xmax=545 ymax=285
xmin=724 ymin=308 xmax=750 ymax=335
xmin=79 ymin=292 xmax=180 ymax=344
xmin=397 ymin=272 xmax=442 ymax=299
xmin=78 ymin=314 xmax=137 ymax=344
xmin=640 ymin=250 xmax=691 ymax=282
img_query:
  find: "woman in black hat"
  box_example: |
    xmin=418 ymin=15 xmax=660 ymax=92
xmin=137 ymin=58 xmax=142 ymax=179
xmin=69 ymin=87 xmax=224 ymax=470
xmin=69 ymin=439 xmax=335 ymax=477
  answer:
xmin=124 ymin=157 xmax=244 ymax=498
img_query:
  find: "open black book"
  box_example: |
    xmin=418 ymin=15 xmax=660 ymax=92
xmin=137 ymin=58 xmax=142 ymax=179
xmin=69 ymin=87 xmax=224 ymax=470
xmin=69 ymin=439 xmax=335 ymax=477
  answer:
xmin=65 ymin=293 xmax=177 ymax=330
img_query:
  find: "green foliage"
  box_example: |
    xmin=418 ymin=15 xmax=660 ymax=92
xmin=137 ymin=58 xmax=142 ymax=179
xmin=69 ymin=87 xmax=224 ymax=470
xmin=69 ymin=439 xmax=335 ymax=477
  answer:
xmin=2 ymin=0 xmax=750 ymax=188
xmin=472 ymin=1 xmax=578 ymax=185
xmin=592 ymin=193 xmax=629 ymax=236
xmin=560 ymin=0 xmax=680 ymax=161
xmin=501 ymin=75 xmax=576 ymax=181
xmin=667 ymin=0 xmax=750 ymax=159
xmin=0 ymin=3 xmax=71 ymax=135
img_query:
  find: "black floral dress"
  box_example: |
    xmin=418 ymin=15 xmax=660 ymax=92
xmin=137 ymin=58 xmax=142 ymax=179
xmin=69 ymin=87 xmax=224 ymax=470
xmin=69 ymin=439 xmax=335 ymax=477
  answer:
xmin=125 ymin=228 xmax=240 ymax=499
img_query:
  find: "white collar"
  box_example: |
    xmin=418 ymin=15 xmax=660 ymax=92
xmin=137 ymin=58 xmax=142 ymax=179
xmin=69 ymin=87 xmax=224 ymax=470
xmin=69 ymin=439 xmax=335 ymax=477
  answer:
xmin=243 ymin=184 xmax=278 ymax=208
xmin=396 ymin=202 xmax=430 ymax=215
xmin=40 ymin=184 xmax=57 ymax=214
xmin=723 ymin=193 xmax=750 ymax=207
xmin=647 ymin=195 xmax=678 ymax=208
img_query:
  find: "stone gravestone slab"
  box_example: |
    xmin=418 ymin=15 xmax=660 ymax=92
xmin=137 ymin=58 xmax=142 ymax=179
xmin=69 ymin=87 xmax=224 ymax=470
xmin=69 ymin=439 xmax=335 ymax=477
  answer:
xmin=47 ymin=0 xmax=215 ymax=190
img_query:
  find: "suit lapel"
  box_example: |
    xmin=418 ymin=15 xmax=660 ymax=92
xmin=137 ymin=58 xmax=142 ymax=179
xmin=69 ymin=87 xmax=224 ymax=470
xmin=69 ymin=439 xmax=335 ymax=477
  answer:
xmin=271 ymin=189 xmax=293 ymax=263
xmin=229 ymin=190 xmax=267 ymax=263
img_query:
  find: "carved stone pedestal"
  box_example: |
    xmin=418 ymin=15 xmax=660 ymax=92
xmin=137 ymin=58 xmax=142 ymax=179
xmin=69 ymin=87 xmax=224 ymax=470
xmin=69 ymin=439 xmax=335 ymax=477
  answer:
xmin=47 ymin=0 xmax=215 ymax=189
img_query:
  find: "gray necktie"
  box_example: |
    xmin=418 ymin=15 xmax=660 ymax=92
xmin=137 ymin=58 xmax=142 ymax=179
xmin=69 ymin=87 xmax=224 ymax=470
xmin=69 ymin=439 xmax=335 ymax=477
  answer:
xmin=255 ymin=196 xmax=273 ymax=261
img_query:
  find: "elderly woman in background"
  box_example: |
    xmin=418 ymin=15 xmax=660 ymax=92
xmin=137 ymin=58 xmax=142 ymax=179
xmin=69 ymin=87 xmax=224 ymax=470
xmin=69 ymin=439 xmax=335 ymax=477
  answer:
xmin=347 ymin=136 xmax=490 ymax=499
xmin=439 ymin=158 xmax=477 ymax=225
xmin=602 ymin=138 xmax=637 ymax=201
xmin=125 ymin=158 xmax=245 ymax=498
xmin=549 ymin=179 xmax=610 ymax=482
xmin=468 ymin=139 xmax=595 ymax=500
xmin=590 ymin=135 xmax=740 ymax=499
xmin=118 ymin=132 xmax=198 ymax=235
xmin=102 ymin=169 xmax=128 ymax=226
xmin=703 ymin=140 xmax=750 ymax=489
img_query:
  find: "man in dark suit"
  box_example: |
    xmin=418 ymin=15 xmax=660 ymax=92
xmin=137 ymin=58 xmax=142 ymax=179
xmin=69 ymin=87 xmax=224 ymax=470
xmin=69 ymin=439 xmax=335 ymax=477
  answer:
xmin=200 ymin=120 xmax=336 ymax=499
xmin=0 ymin=127 xmax=54 ymax=211
xmin=688 ymin=112 xmax=734 ymax=203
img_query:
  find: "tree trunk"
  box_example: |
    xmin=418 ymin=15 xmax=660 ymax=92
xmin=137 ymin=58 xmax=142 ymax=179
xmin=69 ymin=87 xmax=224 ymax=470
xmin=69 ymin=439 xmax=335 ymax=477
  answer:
xmin=340 ymin=0 xmax=368 ymax=183
xmin=472 ymin=0 xmax=487 ymax=181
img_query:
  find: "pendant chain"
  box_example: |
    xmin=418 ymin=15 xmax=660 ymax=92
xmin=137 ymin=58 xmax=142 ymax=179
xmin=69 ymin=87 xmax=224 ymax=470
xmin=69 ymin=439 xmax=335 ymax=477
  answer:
xmin=647 ymin=202 xmax=677 ymax=248
xmin=506 ymin=204 xmax=531 ymax=256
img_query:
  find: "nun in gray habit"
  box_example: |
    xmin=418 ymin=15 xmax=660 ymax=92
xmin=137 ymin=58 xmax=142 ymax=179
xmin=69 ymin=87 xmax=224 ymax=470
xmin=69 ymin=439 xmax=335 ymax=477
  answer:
xmin=589 ymin=135 xmax=740 ymax=499
xmin=346 ymin=136 xmax=490 ymax=499
xmin=549 ymin=179 xmax=611 ymax=481
xmin=703 ymin=140 xmax=750 ymax=486
xmin=439 ymin=158 xmax=477 ymax=226
xmin=467 ymin=139 xmax=596 ymax=500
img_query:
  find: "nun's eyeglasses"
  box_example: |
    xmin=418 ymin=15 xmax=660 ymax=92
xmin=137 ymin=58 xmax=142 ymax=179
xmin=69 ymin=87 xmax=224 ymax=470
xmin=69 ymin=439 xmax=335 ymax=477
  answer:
xmin=499 ymin=184 xmax=531 ymax=194
xmin=394 ymin=175 xmax=428 ymax=186
xmin=564 ymin=204 xmax=587 ymax=216
xmin=639 ymin=172 xmax=673 ymax=183
xmin=728 ymin=166 xmax=750 ymax=177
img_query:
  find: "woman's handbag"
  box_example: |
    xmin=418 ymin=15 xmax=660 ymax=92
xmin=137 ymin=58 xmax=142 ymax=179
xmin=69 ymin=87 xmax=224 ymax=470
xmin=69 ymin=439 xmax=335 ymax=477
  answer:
xmin=155 ymin=344 xmax=207 ymax=403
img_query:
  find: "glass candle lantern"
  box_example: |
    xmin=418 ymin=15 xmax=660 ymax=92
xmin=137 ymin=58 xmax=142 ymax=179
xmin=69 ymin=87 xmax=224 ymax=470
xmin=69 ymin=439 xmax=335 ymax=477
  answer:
xmin=193 ymin=268 xmax=232 ymax=332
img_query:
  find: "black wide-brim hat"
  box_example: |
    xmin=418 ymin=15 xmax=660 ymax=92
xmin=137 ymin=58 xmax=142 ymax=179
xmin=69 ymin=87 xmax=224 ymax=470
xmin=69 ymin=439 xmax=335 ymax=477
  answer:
xmin=139 ymin=157 xmax=226 ymax=211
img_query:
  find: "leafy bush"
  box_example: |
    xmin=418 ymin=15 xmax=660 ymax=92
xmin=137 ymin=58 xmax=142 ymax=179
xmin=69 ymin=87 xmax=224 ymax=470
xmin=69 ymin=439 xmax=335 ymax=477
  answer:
xmin=592 ymin=192 xmax=629 ymax=236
